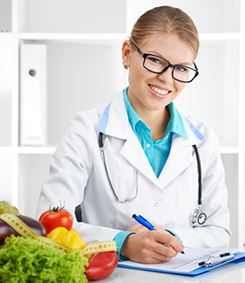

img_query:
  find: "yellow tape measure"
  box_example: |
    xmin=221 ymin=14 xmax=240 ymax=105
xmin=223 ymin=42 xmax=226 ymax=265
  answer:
xmin=0 ymin=213 xmax=117 ymax=256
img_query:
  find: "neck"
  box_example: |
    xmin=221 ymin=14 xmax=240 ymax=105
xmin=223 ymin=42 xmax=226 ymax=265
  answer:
xmin=127 ymin=92 xmax=170 ymax=141
xmin=141 ymin=108 xmax=170 ymax=141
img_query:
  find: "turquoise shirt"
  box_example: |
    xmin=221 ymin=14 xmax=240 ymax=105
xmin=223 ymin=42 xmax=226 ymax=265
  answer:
xmin=123 ymin=87 xmax=188 ymax=177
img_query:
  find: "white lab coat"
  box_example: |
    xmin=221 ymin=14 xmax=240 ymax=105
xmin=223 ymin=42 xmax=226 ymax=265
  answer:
xmin=36 ymin=91 xmax=231 ymax=248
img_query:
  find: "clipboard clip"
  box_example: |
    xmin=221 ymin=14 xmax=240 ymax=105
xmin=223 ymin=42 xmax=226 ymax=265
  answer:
xmin=198 ymin=252 xmax=235 ymax=267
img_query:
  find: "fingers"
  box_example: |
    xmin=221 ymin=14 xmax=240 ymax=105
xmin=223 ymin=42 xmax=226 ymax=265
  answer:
xmin=154 ymin=231 xmax=184 ymax=254
xmin=120 ymin=231 xmax=184 ymax=264
xmin=127 ymin=224 xmax=184 ymax=255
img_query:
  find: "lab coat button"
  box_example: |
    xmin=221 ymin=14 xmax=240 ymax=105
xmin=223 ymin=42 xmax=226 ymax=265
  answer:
xmin=154 ymin=202 xmax=159 ymax=207
xmin=146 ymin=143 xmax=151 ymax=148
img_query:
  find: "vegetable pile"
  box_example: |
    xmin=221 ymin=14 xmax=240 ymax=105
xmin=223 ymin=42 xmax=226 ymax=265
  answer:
xmin=0 ymin=201 xmax=119 ymax=281
xmin=0 ymin=235 xmax=88 ymax=283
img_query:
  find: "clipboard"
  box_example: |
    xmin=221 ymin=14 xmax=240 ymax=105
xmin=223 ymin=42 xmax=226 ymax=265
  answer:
xmin=118 ymin=247 xmax=245 ymax=277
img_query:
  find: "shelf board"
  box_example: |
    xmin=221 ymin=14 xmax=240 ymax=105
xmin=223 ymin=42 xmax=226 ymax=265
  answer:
xmin=0 ymin=146 xmax=12 ymax=154
xmin=17 ymin=146 xmax=56 ymax=154
xmin=199 ymin=33 xmax=240 ymax=40
xmin=220 ymin=146 xmax=241 ymax=154
xmin=17 ymin=33 xmax=127 ymax=43
xmin=14 ymin=32 xmax=242 ymax=42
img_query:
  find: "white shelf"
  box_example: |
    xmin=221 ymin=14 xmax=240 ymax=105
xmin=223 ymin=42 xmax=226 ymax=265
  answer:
xmin=0 ymin=0 xmax=243 ymax=249
xmin=15 ymin=32 xmax=242 ymax=42
xmin=220 ymin=147 xmax=241 ymax=154
xmin=199 ymin=33 xmax=241 ymax=40
xmin=17 ymin=33 xmax=128 ymax=43
xmin=17 ymin=146 xmax=56 ymax=154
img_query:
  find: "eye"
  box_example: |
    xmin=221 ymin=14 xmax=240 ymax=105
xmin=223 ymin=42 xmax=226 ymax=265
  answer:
xmin=176 ymin=65 xmax=189 ymax=72
xmin=148 ymin=56 xmax=161 ymax=64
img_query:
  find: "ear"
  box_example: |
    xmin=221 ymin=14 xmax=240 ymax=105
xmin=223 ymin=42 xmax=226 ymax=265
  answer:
xmin=122 ymin=40 xmax=132 ymax=68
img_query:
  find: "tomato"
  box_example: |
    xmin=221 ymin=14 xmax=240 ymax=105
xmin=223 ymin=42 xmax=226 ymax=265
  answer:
xmin=85 ymin=251 xmax=118 ymax=280
xmin=39 ymin=206 xmax=73 ymax=234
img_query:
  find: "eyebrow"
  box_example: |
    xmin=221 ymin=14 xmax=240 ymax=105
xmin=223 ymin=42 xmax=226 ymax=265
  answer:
xmin=147 ymin=50 xmax=193 ymax=66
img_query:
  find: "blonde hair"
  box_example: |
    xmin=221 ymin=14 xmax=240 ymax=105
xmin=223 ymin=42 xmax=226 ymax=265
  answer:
xmin=130 ymin=6 xmax=199 ymax=59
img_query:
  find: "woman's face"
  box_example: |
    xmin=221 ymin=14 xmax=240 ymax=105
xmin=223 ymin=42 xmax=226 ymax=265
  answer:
xmin=122 ymin=33 xmax=195 ymax=116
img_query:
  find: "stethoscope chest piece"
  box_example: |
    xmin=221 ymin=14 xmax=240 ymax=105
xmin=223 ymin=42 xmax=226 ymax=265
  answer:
xmin=190 ymin=206 xmax=207 ymax=226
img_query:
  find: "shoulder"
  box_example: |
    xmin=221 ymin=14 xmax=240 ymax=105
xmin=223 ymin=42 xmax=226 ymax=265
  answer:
xmin=69 ymin=103 xmax=107 ymax=131
xmin=181 ymin=112 xmax=219 ymax=145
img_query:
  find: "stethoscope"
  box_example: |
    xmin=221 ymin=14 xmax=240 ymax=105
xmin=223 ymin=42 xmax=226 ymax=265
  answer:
xmin=98 ymin=132 xmax=207 ymax=226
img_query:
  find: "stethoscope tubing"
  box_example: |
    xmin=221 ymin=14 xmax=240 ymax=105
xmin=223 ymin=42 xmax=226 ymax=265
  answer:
xmin=192 ymin=144 xmax=202 ymax=206
xmin=98 ymin=132 xmax=206 ymax=225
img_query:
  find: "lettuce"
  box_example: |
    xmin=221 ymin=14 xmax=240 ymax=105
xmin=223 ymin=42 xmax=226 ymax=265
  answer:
xmin=0 ymin=235 xmax=88 ymax=283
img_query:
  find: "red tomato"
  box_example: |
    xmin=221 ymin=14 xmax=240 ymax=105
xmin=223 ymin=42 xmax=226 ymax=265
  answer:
xmin=39 ymin=207 xmax=73 ymax=234
xmin=85 ymin=251 xmax=118 ymax=280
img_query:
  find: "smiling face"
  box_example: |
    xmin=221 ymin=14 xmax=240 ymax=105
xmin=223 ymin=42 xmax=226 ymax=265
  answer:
xmin=122 ymin=33 xmax=195 ymax=118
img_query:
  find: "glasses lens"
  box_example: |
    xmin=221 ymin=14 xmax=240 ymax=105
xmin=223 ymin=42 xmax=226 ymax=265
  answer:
xmin=144 ymin=54 xmax=197 ymax=83
xmin=144 ymin=55 xmax=169 ymax=73
xmin=173 ymin=65 xmax=197 ymax=82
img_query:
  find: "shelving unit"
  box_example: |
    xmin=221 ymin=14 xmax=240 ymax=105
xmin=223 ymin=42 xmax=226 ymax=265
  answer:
xmin=0 ymin=0 xmax=244 ymax=249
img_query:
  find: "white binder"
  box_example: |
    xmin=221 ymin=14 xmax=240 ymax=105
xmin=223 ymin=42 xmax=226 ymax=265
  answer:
xmin=20 ymin=44 xmax=47 ymax=146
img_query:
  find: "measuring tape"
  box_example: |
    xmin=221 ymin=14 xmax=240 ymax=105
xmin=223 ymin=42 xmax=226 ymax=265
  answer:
xmin=0 ymin=213 xmax=117 ymax=256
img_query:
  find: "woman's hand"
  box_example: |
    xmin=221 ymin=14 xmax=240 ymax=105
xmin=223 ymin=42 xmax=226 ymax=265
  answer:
xmin=121 ymin=224 xmax=184 ymax=263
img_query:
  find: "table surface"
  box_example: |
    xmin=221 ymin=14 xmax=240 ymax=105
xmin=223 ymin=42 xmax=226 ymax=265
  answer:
xmin=98 ymin=261 xmax=245 ymax=283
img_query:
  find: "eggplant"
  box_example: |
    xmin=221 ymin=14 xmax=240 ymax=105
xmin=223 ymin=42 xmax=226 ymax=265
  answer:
xmin=0 ymin=214 xmax=46 ymax=244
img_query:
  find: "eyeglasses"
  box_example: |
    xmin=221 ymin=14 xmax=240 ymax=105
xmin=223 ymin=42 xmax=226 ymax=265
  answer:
xmin=130 ymin=41 xmax=199 ymax=83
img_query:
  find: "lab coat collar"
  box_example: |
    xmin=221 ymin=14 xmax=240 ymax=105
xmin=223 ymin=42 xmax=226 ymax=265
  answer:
xmin=180 ymin=111 xmax=206 ymax=146
xmin=98 ymin=91 xmax=161 ymax=187
xmin=98 ymin=92 xmax=206 ymax=189
xmin=157 ymin=111 xmax=206 ymax=188
xmin=98 ymin=91 xmax=130 ymax=139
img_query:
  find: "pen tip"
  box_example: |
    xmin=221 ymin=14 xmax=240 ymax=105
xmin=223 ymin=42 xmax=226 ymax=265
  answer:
xmin=181 ymin=251 xmax=185 ymax=254
xmin=132 ymin=214 xmax=136 ymax=218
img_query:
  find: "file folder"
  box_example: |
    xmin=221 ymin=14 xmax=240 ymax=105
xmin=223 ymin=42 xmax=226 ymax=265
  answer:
xmin=20 ymin=44 xmax=47 ymax=146
xmin=118 ymin=247 xmax=245 ymax=277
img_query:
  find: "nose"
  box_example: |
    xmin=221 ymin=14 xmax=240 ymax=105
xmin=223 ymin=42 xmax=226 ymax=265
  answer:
xmin=157 ymin=66 xmax=174 ymax=82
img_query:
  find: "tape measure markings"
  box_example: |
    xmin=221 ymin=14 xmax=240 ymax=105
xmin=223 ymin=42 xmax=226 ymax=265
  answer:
xmin=0 ymin=213 xmax=117 ymax=255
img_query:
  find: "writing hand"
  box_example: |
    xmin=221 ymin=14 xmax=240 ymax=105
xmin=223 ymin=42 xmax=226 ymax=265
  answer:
xmin=120 ymin=230 xmax=184 ymax=264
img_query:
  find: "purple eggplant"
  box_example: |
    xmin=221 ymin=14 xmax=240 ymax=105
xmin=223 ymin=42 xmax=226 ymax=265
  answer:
xmin=0 ymin=214 xmax=46 ymax=243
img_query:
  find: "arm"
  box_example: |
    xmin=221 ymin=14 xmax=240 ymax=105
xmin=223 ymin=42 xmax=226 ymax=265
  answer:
xmin=36 ymin=111 xmax=123 ymax=243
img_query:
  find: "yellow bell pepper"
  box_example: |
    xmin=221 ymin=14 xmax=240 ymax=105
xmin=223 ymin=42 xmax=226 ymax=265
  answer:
xmin=47 ymin=227 xmax=86 ymax=250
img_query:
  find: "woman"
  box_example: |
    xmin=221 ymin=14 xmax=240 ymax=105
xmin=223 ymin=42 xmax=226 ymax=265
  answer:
xmin=36 ymin=6 xmax=231 ymax=264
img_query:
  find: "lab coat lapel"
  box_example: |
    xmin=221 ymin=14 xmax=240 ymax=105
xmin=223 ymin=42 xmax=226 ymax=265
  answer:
xmin=120 ymin=130 xmax=161 ymax=188
xmin=98 ymin=92 xmax=161 ymax=188
xmin=158 ymin=135 xmax=194 ymax=188
xmin=158 ymin=113 xmax=205 ymax=189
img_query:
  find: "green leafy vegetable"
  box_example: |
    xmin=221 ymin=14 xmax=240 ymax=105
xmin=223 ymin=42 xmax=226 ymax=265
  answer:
xmin=0 ymin=235 xmax=88 ymax=283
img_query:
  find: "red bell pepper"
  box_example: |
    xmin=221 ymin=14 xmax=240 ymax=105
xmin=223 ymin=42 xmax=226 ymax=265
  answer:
xmin=85 ymin=251 xmax=118 ymax=280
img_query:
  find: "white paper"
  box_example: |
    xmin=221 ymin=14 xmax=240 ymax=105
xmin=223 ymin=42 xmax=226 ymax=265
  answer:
xmin=119 ymin=247 xmax=239 ymax=273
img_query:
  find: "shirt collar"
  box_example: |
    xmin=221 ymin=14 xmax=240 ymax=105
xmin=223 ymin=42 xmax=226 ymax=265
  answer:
xmin=123 ymin=87 xmax=188 ymax=140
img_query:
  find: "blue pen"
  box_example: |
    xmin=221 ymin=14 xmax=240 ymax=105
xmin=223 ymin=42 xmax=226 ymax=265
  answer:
xmin=132 ymin=214 xmax=156 ymax=230
xmin=132 ymin=214 xmax=185 ymax=254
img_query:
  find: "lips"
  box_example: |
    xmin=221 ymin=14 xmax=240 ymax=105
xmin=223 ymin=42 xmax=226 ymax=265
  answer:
xmin=149 ymin=84 xmax=170 ymax=95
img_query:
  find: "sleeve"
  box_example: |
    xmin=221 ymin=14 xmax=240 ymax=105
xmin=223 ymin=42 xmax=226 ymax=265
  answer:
xmin=35 ymin=111 xmax=125 ymax=246
xmin=167 ymin=127 xmax=231 ymax=248
xmin=113 ymin=231 xmax=136 ymax=261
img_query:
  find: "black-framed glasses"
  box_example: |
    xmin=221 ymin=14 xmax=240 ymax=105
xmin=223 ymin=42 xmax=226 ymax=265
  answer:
xmin=130 ymin=41 xmax=199 ymax=83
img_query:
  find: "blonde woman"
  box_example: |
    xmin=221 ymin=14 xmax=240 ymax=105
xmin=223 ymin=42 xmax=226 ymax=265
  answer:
xmin=37 ymin=6 xmax=231 ymax=264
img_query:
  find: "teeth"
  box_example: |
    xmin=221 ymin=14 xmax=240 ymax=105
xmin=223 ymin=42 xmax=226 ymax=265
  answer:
xmin=150 ymin=85 xmax=169 ymax=95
